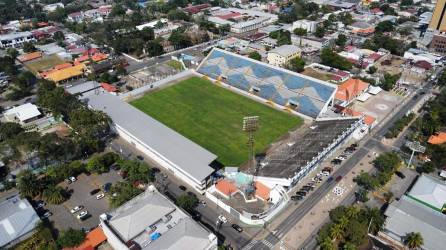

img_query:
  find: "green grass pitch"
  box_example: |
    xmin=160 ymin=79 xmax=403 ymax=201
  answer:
xmin=130 ymin=76 xmax=303 ymax=166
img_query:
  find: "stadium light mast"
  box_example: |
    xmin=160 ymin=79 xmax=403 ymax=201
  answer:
xmin=405 ymin=141 xmax=426 ymax=168
xmin=243 ymin=116 xmax=259 ymax=175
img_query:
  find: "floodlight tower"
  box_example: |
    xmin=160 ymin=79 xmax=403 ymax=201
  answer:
xmin=405 ymin=141 xmax=426 ymax=168
xmin=243 ymin=116 xmax=259 ymax=175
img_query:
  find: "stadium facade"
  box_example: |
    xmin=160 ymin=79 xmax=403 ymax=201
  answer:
xmin=197 ymin=48 xmax=337 ymax=119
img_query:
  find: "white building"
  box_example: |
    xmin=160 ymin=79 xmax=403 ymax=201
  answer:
xmin=85 ymin=91 xmax=217 ymax=193
xmin=3 ymin=103 xmax=41 ymax=124
xmin=403 ymin=48 xmax=443 ymax=65
xmin=267 ymin=44 xmax=301 ymax=66
xmin=0 ymin=32 xmax=35 ymax=48
xmin=43 ymin=3 xmax=64 ymax=12
xmin=136 ymin=18 xmax=169 ymax=31
xmin=230 ymin=17 xmax=269 ymax=34
xmin=100 ymin=186 xmax=217 ymax=250
xmin=291 ymin=19 xmax=318 ymax=33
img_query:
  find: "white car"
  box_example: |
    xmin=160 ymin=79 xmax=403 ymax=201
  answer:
xmin=96 ymin=193 xmax=105 ymax=200
xmin=218 ymin=215 xmax=228 ymax=223
xmin=69 ymin=176 xmax=77 ymax=182
xmin=322 ymin=171 xmax=330 ymax=176
xmin=70 ymin=205 xmax=83 ymax=214
xmin=336 ymin=156 xmax=346 ymax=161
xmin=77 ymin=211 xmax=88 ymax=220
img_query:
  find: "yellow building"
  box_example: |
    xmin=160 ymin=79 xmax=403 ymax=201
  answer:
xmin=429 ymin=0 xmax=446 ymax=31
xmin=45 ymin=63 xmax=86 ymax=83
xmin=267 ymin=45 xmax=301 ymax=67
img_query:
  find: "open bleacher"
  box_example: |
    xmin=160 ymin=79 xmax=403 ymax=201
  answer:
xmin=197 ymin=48 xmax=337 ymax=118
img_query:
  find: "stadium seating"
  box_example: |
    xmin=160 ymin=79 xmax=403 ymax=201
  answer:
xmin=197 ymin=49 xmax=337 ymax=118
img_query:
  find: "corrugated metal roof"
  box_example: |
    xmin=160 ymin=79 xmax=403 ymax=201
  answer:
xmin=384 ymin=196 xmax=446 ymax=250
xmin=407 ymin=175 xmax=446 ymax=211
xmin=84 ymin=91 xmax=217 ymax=183
xmin=0 ymin=195 xmax=40 ymax=247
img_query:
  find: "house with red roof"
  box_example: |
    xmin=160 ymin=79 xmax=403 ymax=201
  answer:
xmin=335 ymin=78 xmax=370 ymax=106
xmin=183 ymin=3 xmax=211 ymax=15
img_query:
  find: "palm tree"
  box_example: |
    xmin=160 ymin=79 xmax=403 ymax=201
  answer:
xmin=42 ymin=185 xmax=65 ymax=205
xmin=17 ymin=170 xmax=41 ymax=198
xmin=404 ymin=232 xmax=423 ymax=249
xmin=329 ymin=223 xmax=343 ymax=241
xmin=319 ymin=237 xmax=336 ymax=250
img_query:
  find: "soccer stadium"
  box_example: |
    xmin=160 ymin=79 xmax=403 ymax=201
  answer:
xmin=130 ymin=76 xmax=303 ymax=167
xmin=197 ymin=48 xmax=337 ymax=119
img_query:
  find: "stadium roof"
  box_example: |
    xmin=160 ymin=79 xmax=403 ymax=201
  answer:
xmin=84 ymin=91 xmax=217 ymax=183
xmin=407 ymin=175 xmax=446 ymax=211
xmin=197 ymin=48 xmax=337 ymax=118
xmin=384 ymin=195 xmax=446 ymax=250
xmin=0 ymin=194 xmax=40 ymax=247
xmin=259 ymin=118 xmax=359 ymax=179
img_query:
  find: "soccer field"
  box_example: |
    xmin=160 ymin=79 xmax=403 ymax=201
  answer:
xmin=130 ymin=76 xmax=303 ymax=166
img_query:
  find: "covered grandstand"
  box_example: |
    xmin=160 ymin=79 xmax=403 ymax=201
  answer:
xmin=256 ymin=118 xmax=362 ymax=187
xmin=197 ymin=48 xmax=337 ymax=118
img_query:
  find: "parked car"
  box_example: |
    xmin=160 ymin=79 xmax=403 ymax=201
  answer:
xmin=191 ymin=211 xmax=201 ymax=221
xmin=335 ymin=176 xmax=343 ymax=182
xmin=218 ymin=215 xmax=228 ymax=223
xmin=231 ymin=224 xmax=243 ymax=232
xmin=96 ymin=193 xmax=105 ymax=200
xmin=35 ymin=201 xmax=46 ymax=209
xmin=331 ymin=159 xmax=342 ymax=165
xmin=90 ymin=189 xmax=101 ymax=195
xmin=179 ymin=185 xmax=187 ymax=191
xmin=395 ymin=171 xmax=406 ymax=179
xmin=77 ymin=211 xmax=88 ymax=220
xmin=296 ymin=191 xmax=307 ymax=196
xmin=69 ymin=176 xmax=76 ymax=182
xmin=136 ymin=155 xmax=144 ymax=161
xmin=70 ymin=205 xmax=83 ymax=214
xmin=291 ymin=195 xmax=303 ymax=201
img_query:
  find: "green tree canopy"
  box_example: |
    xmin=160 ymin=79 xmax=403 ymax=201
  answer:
xmin=287 ymin=57 xmax=305 ymax=73
xmin=57 ymin=228 xmax=85 ymax=248
xmin=320 ymin=48 xmax=352 ymax=70
xmin=248 ymin=51 xmax=261 ymax=61
xmin=176 ymin=193 xmax=198 ymax=212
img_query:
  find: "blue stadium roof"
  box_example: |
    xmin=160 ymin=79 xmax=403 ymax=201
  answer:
xmin=197 ymin=49 xmax=337 ymax=118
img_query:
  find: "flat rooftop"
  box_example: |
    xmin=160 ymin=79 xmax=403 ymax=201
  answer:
xmin=258 ymin=118 xmax=359 ymax=179
xmin=83 ymin=91 xmax=217 ymax=183
xmin=104 ymin=188 xmax=215 ymax=250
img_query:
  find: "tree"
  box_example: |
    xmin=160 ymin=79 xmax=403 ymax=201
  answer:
xmin=17 ymin=170 xmax=41 ymax=198
xmin=0 ymin=122 xmax=24 ymax=141
xmin=109 ymin=181 xmax=142 ymax=208
xmin=87 ymin=154 xmax=108 ymax=173
xmin=338 ymin=12 xmax=354 ymax=25
xmin=404 ymin=232 xmax=423 ymax=249
xmin=42 ymin=185 xmax=65 ymax=204
xmin=53 ymin=31 xmax=65 ymax=41
xmin=119 ymin=159 xmax=153 ymax=183
xmin=401 ymin=0 xmax=414 ymax=6
xmin=417 ymin=162 xmax=435 ymax=173
xmin=248 ymin=51 xmax=261 ymax=61
xmin=22 ymin=42 xmax=36 ymax=53
xmin=320 ymin=48 xmax=352 ymax=70
xmin=355 ymin=188 xmax=369 ymax=202
xmin=335 ymin=34 xmax=347 ymax=47
xmin=367 ymin=66 xmax=377 ymax=74
xmin=375 ymin=20 xmax=395 ymax=33
xmin=6 ymin=48 xmax=18 ymax=59
xmin=287 ymin=57 xmax=305 ymax=73
xmin=145 ymin=40 xmax=164 ymax=57
xmin=382 ymin=73 xmax=400 ymax=91
xmin=111 ymin=4 xmax=126 ymax=17
xmin=167 ymin=9 xmax=190 ymax=21
xmin=176 ymin=193 xmax=198 ymax=212
xmin=293 ymin=28 xmax=307 ymax=36
xmin=57 ymin=228 xmax=85 ymax=248
xmin=314 ymin=26 xmax=325 ymax=38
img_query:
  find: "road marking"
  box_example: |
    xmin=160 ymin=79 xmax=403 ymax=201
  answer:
xmin=261 ymin=239 xmax=274 ymax=249
xmin=242 ymin=240 xmax=258 ymax=250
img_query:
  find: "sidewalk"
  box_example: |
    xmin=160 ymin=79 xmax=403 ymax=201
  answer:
xmin=275 ymin=153 xmax=378 ymax=249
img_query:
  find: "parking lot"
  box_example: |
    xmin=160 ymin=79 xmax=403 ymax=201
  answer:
xmin=43 ymin=171 xmax=122 ymax=231
xmin=351 ymin=91 xmax=402 ymax=122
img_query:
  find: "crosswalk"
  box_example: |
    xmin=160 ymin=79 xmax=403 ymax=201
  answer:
xmin=242 ymin=239 xmax=275 ymax=250
xmin=242 ymin=240 xmax=258 ymax=250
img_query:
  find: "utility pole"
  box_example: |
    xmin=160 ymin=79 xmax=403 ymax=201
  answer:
xmin=243 ymin=116 xmax=259 ymax=175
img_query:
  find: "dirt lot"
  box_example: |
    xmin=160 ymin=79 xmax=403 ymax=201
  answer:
xmin=351 ymin=91 xmax=403 ymax=122
xmin=301 ymin=67 xmax=334 ymax=82
xmin=24 ymin=55 xmax=65 ymax=74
